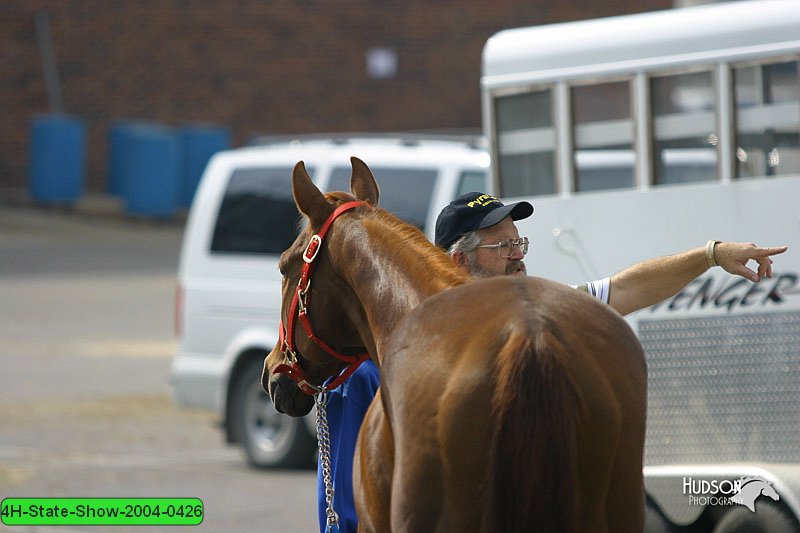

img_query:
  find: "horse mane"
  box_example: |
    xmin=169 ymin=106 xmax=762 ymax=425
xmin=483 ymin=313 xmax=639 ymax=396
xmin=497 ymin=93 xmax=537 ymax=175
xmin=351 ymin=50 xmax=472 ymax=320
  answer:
xmin=322 ymin=191 xmax=471 ymax=289
xmin=372 ymin=209 xmax=470 ymax=285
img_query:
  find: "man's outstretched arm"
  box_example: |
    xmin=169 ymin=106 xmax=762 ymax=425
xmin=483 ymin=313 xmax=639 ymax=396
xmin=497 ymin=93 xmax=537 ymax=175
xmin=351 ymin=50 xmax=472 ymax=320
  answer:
xmin=608 ymin=241 xmax=789 ymax=316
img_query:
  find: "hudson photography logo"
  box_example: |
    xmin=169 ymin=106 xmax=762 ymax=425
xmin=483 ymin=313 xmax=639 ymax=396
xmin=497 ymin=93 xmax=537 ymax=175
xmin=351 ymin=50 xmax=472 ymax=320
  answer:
xmin=683 ymin=476 xmax=780 ymax=511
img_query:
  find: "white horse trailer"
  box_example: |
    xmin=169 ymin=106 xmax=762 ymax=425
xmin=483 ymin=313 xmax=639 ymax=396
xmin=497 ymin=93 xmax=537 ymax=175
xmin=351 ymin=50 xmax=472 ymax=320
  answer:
xmin=481 ymin=1 xmax=800 ymax=531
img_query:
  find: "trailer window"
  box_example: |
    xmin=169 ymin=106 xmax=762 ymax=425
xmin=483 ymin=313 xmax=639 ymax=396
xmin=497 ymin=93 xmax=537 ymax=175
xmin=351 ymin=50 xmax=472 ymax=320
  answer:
xmin=651 ymin=71 xmax=718 ymax=185
xmin=494 ymin=89 xmax=556 ymax=197
xmin=571 ymin=80 xmax=635 ymax=192
xmin=734 ymin=59 xmax=800 ymax=179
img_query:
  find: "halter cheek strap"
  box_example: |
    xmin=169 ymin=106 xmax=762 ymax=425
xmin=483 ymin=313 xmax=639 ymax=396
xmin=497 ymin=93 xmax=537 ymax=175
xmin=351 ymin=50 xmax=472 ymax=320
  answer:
xmin=273 ymin=201 xmax=372 ymax=395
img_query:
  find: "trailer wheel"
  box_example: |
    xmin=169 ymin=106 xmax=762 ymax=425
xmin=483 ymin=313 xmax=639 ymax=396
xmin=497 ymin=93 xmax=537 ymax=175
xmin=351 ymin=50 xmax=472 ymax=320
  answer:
xmin=645 ymin=498 xmax=677 ymax=533
xmin=712 ymin=502 xmax=797 ymax=533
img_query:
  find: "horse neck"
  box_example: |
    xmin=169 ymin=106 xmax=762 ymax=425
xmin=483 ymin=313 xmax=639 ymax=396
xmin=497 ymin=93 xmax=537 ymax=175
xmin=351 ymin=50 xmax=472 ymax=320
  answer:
xmin=334 ymin=215 xmax=469 ymax=365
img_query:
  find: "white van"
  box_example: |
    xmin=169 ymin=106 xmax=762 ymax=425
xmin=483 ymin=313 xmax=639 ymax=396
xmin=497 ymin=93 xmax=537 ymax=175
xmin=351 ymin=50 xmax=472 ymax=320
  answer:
xmin=171 ymin=134 xmax=490 ymax=468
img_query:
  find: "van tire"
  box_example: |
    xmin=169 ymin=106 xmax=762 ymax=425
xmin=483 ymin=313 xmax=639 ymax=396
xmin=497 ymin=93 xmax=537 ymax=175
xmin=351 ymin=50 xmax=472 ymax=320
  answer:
xmin=230 ymin=358 xmax=317 ymax=469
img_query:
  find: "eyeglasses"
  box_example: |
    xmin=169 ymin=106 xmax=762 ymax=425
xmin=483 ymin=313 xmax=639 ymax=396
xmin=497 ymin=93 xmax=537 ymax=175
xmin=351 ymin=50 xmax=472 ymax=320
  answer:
xmin=475 ymin=237 xmax=529 ymax=258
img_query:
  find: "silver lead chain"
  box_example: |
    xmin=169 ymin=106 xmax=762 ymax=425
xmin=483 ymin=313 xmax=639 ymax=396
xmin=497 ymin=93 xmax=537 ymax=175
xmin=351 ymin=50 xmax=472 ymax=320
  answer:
xmin=315 ymin=391 xmax=339 ymax=529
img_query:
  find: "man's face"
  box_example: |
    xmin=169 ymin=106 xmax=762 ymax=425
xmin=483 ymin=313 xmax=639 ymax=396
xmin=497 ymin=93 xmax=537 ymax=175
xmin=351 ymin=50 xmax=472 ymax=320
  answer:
xmin=469 ymin=216 xmax=527 ymax=278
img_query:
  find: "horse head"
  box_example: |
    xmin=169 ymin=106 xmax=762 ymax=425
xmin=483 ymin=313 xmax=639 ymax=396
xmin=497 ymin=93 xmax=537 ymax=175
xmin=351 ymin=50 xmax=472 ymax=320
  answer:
xmin=732 ymin=476 xmax=781 ymax=512
xmin=263 ymin=157 xmax=380 ymax=416
xmin=762 ymin=482 xmax=780 ymax=502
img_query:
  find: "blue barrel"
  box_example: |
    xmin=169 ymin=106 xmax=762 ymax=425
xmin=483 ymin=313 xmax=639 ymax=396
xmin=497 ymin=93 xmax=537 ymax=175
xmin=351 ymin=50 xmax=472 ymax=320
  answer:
xmin=121 ymin=125 xmax=181 ymax=217
xmin=180 ymin=125 xmax=231 ymax=206
xmin=29 ymin=115 xmax=86 ymax=203
xmin=107 ymin=121 xmax=148 ymax=195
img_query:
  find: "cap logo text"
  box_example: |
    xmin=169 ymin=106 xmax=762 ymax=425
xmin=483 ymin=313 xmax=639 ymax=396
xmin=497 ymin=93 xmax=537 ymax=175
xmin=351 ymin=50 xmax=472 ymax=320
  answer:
xmin=467 ymin=194 xmax=501 ymax=208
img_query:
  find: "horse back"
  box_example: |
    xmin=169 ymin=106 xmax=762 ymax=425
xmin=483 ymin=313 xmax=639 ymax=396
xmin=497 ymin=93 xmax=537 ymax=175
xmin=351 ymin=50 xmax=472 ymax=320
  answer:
xmin=380 ymin=276 xmax=647 ymax=532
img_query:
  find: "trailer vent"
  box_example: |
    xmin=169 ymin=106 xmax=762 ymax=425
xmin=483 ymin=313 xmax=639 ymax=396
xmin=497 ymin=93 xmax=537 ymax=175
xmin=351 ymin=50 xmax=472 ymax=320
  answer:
xmin=639 ymin=311 xmax=800 ymax=465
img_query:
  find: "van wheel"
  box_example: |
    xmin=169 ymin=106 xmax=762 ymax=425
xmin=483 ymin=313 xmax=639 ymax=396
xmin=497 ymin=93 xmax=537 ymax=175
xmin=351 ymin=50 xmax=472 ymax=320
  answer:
xmin=712 ymin=502 xmax=797 ymax=533
xmin=230 ymin=358 xmax=317 ymax=469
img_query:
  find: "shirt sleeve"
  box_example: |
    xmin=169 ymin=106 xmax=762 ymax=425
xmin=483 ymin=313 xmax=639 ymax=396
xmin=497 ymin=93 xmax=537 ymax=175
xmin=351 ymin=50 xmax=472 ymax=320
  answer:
xmin=570 ymin=277 xmax=611 ymax=304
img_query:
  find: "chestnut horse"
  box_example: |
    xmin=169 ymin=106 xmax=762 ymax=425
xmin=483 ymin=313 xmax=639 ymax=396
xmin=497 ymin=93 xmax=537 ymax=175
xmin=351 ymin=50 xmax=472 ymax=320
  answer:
xmin=264 ymin=157 xmax=647 ymax=532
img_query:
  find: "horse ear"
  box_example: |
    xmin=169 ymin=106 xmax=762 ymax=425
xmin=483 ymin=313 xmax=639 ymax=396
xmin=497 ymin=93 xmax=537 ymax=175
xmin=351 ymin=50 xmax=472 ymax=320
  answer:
xmin=292 ymin=161 xmax=333 ymax=228
xmin=350 ymin=156 xmax=380 ymax=206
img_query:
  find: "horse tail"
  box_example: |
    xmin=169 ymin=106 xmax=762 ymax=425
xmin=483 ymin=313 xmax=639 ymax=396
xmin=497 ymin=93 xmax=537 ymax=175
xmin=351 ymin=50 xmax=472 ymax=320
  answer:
xmin=483 ymin=326 xmax=580 ymax=533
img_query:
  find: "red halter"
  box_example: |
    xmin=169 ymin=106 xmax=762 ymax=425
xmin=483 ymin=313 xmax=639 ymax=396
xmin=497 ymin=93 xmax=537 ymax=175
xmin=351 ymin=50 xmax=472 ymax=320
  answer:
xmin=273 ymin=201 xmax=371 ymax=395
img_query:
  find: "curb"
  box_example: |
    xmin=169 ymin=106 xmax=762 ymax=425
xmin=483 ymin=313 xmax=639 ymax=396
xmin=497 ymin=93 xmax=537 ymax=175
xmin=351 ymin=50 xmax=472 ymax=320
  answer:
xmin=1 ymin=189 xmax=187 ymax=226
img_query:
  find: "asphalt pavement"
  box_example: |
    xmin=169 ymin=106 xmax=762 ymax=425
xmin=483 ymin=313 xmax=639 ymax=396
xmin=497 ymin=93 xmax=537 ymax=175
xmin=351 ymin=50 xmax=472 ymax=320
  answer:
xmin=0 ymin=199 xmax=318 ymax=533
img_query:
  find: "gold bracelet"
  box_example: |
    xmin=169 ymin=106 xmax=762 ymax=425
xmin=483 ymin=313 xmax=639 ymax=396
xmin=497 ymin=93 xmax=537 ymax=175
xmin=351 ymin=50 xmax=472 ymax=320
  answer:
xmin=706 ymin=240 xmax=719 ymax=268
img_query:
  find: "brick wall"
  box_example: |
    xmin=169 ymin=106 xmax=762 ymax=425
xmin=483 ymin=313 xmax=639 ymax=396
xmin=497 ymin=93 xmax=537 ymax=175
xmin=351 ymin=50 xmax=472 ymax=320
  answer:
xmin=0 ymin=0 xmax=670 ymax=194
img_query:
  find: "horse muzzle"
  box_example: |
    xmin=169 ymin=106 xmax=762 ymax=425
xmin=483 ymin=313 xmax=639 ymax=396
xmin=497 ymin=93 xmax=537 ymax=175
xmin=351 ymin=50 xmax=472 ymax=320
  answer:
xmin=268 ymin=372 xmax=315 ymax=417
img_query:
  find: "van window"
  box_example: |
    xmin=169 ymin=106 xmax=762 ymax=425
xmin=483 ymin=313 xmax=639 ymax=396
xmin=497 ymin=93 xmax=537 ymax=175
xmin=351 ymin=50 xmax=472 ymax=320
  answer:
xmin=211 ymin=166 xmax=310 ymax=254
xmin=456 ymin=170 xmax=488 ymax=197
xmin=328 ymin=167 xmax=436 ymax=230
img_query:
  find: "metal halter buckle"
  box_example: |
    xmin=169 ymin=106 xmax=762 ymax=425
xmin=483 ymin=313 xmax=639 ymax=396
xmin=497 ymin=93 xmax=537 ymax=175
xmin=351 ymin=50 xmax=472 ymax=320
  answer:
xmin=303 ymin=234 xmax=323 ymax=264
xmin=297 ymin=279 xmax=311 ymax=315
xmin=298 ymin=379 xmax=324 ymax=395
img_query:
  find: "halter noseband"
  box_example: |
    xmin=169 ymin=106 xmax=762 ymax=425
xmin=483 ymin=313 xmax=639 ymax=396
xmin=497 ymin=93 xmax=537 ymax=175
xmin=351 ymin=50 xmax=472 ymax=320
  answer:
xmin=273 ymin=200 xmax=371 ymax=395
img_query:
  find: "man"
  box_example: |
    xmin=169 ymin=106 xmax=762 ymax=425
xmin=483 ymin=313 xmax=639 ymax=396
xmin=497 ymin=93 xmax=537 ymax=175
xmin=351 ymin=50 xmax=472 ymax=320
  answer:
xmin=317 ymin=191 xmax=788 ymax=533
xmin=436 ymin=192 xmax=787 ymax=314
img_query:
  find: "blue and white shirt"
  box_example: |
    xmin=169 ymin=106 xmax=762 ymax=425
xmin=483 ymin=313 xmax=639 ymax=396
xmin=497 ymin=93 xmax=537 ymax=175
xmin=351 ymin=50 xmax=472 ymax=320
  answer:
xmin=571 ymin=277 xmax=611 ymax=304
xmin=316 ymin=360 xmax=380 ymax=533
